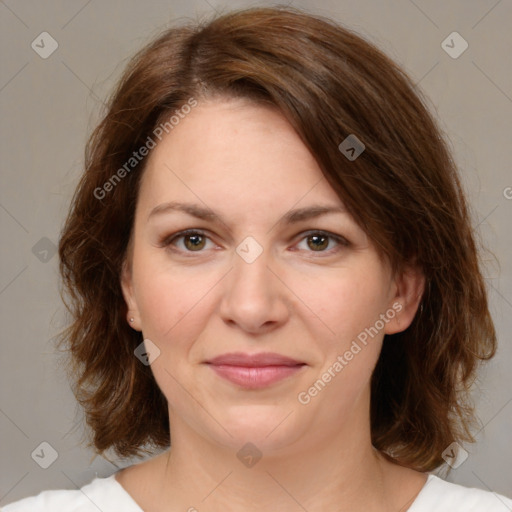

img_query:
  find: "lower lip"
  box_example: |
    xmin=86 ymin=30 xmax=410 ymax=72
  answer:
xmin=208 ymin=364 xmax=305 ymax=389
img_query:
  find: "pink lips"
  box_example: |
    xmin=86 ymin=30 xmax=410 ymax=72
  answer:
xmin=205 ymin=352 xmax=306 ymax=389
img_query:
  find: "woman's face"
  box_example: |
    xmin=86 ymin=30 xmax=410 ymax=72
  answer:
xmin=122 ymin=98 xmax=422 ymax=455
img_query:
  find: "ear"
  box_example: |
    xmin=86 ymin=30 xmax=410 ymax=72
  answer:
xmin=120 ymin=257 xmax=142 ymax=331
xmin=384 ymin=264 xmax=425 ymax=335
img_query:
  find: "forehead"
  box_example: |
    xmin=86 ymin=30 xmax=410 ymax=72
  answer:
xmin=137 ymin=98 xmax=344 ymax=214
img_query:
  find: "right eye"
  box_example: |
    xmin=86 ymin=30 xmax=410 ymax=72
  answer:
xmin=160 ymin=229 xmax=217 ymax=254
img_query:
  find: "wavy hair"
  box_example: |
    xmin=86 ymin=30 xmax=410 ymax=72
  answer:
xmin=58 ymin=6 xmax=496 ymax=470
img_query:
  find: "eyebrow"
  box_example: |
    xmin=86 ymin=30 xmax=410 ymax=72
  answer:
xmin=147 ymin=201 xmax=347 ymax=226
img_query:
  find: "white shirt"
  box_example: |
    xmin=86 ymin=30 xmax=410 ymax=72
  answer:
xmin=2 ymin=473 xmax=511 ymax=511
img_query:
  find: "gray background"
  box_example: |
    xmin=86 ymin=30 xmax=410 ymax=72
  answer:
xmin=1 ymin=0 xmax=511 ymax=505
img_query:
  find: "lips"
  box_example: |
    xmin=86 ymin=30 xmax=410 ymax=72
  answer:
xmin=207 ymin=352 xmax=304 ymax=367
xmin=205 ymin=352 xmax=306 ymax=389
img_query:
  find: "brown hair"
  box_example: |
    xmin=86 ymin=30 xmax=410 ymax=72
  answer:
xmin=58 ymin=6 xmax=496 ymax=471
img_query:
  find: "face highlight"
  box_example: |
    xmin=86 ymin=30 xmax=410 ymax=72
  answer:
xmin=121 ymin=98 xmax=422 ymax=455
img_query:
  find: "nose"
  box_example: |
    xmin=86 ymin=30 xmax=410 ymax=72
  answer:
xmin=218 ymin=246 xmax=290 ymax=335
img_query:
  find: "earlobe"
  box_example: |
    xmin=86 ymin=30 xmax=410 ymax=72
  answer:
xmin=385 ymin=265 xmax=425 ymax=335
xmin=120 ymin=258 xmax=141 ymax=331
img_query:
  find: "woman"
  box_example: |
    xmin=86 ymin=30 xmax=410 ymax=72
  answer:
xmin=4 ymin=6 xmax=511 ymax=511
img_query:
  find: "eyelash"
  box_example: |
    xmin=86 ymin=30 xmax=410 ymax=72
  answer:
xmin=159 ymin=229 xmax=349 ymax=257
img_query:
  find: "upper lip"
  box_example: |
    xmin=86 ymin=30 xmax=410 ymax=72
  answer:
xmin=206 ymin=352 xmax=305 ymax=367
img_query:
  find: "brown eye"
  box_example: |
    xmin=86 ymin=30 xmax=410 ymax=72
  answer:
xmin=294 ymin=230 xmax=348 ymax=255
xmin=183 ymin=233 xmax=206 ymax=251
xmin=161 ymin=230 xmax=214 ymax=253
xmin=307 ymin=234 xmax=329 ymax=251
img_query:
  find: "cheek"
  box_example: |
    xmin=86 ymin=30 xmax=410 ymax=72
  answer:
xmin=308 ymin=266 xmax=390 ymax=409
xmin=132 ymin=255 xmax=222 ymax=348
xmin=296 ymin=269 xmax=388 ymax=423
xmin=132 ymin=264 xmax=216 ymax=402
xmin=291 ymin=262 xmax=391 ymax=346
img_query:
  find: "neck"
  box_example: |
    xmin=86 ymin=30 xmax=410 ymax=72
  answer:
xmin=155 ymin=409 xmax=406 ymax=511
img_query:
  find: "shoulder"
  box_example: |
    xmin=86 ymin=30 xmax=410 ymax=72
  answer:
xmin=409 ymin=474 xmax=512 ymax=512
xmin=2 ymin=473 xmax=142 ymax=512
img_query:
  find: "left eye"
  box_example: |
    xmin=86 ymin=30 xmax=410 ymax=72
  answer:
xmin=295 ymin=231 xmax=347 ymax=253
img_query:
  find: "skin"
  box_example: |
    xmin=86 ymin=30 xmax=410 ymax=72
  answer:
xmin=119 ymin=97 xmax=427 ymax=512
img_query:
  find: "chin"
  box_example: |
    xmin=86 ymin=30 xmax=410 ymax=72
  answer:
xmin=208 ymin=405 xmax=306 ymax=453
